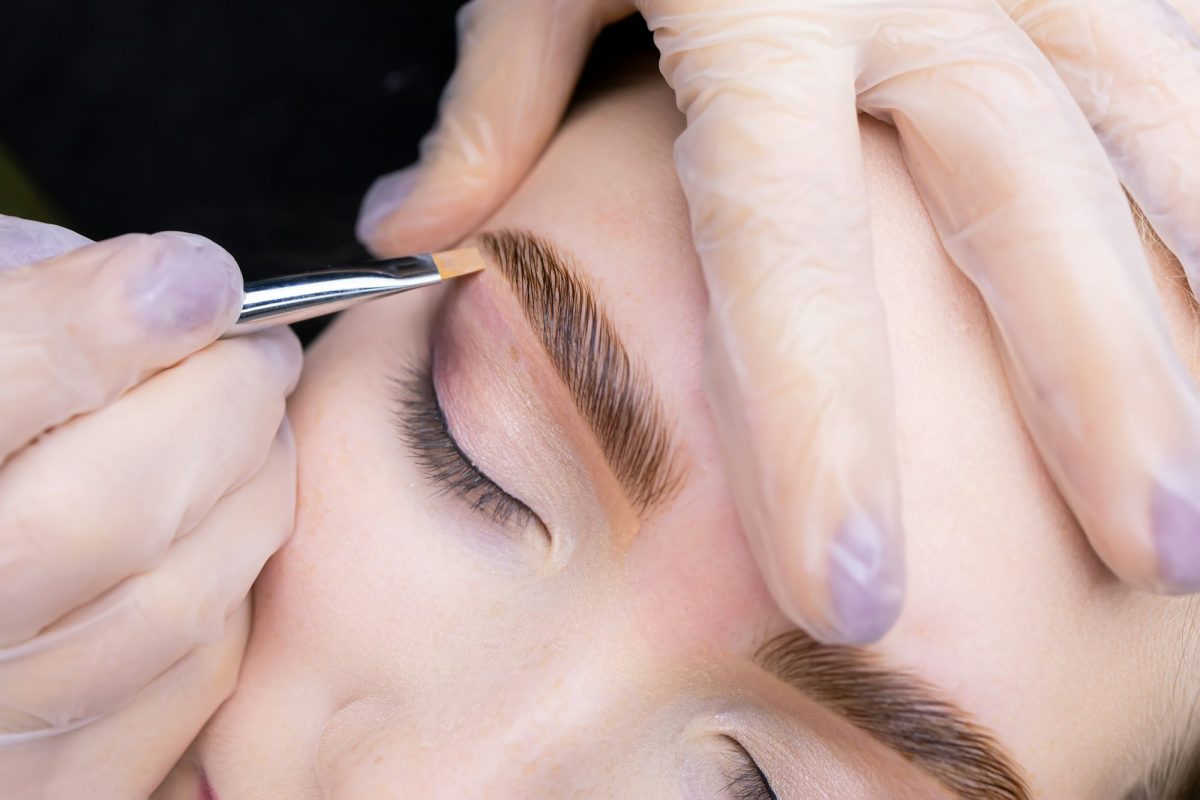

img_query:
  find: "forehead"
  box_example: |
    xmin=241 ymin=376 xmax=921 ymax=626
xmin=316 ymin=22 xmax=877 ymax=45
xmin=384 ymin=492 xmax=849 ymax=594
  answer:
xmin=475 ymin=82 xmax=783 ymax=654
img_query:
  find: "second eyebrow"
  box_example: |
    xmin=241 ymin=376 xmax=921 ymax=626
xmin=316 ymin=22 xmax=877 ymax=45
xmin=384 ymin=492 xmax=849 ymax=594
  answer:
xmin=477 ymin=229 xmax=683 ymax=514
xmin=756 ymin=631 xmax=1030 ymax=800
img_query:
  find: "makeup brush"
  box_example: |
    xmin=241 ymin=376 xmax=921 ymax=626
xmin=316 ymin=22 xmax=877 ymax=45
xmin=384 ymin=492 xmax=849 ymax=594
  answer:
xmin=222 ymin=248 xmax=485 ymax=337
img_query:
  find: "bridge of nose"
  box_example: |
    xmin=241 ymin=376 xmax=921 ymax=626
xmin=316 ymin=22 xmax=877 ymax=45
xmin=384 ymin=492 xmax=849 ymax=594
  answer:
xmin=314 ymin=606 xmax=671 ymax=798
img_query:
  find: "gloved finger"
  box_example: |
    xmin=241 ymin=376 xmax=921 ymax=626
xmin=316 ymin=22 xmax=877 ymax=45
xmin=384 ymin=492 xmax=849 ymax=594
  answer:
xmin=998 ymin=0 xmax=1200 ymax=291
xmin=0 ymin=216 xmax=91 ymax=272
xmin=0 ymin=601 xmax=251 ymax=799
xmin=1164 ymin=0 xmax=1200 ymax=32
xmin=0 ymin=328 xmax=300 ymax=646
xmin=0 ymin=422 xmax=292 ymax=742
xmin=650 ymin=10 xmax=905 ymax=644
xmin=357 ymin=0 xmax=627 ymax=255
xmin=0 ymin=231 xmax=244 ymax=461
xmin=858 ymin=3 xmax=1200 ymax=592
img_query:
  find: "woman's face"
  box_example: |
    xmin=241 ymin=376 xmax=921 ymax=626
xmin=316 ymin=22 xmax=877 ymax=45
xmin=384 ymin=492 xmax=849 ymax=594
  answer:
xmin=166 ymin=73 xmax=1199 ymax=798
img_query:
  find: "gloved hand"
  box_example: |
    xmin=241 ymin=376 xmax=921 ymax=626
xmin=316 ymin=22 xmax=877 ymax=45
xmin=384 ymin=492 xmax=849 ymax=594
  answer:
xmin=357 ymin=0 xmax=1200 ymax=645
xmin=0 ymin=216 xmax=301 ymax=799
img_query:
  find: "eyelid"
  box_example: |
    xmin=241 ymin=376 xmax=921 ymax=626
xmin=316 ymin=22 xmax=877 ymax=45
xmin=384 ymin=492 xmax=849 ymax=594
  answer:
xmin=721 ymin=737 xmax=777 ymax=800
xmin=395 ymin=359 xmax=549 ymax=542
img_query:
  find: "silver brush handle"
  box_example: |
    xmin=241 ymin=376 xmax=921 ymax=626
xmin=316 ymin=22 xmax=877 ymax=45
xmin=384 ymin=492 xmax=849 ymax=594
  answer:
xmin=223 ymin=258 xmax=441 ymax=338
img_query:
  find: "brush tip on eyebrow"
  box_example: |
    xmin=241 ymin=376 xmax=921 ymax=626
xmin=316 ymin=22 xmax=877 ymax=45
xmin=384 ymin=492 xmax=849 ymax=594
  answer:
xmin=433 ymin=247 xmax=486 ymax=280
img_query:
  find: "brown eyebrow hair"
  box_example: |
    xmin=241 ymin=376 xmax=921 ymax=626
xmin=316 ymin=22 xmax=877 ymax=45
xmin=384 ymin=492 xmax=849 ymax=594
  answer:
xmin=477 ymin=228 xmax=683 ymax=513
xmin=758 ymin=631 xmax=1031 ymax=799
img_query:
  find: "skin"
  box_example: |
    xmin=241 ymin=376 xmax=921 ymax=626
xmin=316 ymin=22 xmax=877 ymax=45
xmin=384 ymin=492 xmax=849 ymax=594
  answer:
xmin=156 ymin=70 xmax=1200 ymax=798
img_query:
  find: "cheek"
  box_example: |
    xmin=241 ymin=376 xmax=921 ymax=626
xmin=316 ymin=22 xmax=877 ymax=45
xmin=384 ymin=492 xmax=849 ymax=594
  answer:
xmin=253 ymin=293 xmax=486 ymax=686
xmin=254 ymin=320 xmax=417 ymax=677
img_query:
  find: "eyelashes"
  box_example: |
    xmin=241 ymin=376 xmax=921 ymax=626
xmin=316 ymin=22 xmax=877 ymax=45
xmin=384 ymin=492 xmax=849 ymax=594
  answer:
xmin=394 ymin=360 xmax=536 ymax=530
xmin=722 ymin=739 xmax=777 ymax=800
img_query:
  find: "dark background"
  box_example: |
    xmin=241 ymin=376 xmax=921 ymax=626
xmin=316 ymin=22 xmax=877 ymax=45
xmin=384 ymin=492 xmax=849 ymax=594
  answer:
xmin=1 ymin=0 xmax=467 ymax=283
xmin=1 ymin=0 xmax=651 ymax=345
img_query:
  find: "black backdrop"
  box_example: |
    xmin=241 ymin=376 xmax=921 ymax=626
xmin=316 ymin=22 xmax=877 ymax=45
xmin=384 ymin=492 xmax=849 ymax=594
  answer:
xmin=1 ymin=1 xmax=651 ymax=341
xmin=1 ymin=0 xmax=466 ymax=284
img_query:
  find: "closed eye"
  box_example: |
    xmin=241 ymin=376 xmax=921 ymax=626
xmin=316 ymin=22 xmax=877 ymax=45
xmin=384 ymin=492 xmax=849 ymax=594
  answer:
xmin=395 ymin=359 xmax=539 ymax=532
xmin=722 ymin=738 xmax=777 ymax=800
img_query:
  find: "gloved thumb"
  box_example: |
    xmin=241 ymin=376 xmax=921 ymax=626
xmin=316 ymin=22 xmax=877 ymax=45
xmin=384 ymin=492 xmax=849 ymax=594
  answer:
xmin=357 ymin=0 xmax=628 ymax=256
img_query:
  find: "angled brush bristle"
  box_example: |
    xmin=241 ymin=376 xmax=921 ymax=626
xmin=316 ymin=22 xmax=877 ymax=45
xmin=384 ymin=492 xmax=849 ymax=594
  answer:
xmin=432 ymin=247 xmax=485 ymax=280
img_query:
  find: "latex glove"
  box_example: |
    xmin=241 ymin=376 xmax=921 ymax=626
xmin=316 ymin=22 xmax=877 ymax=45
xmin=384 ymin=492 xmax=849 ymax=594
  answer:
xmin=0 ymin=216 xmax=302 ymax=799
xmin=998 ymin=0 xmax=1200 ymax=284
xmin=358 ymin=0 xmax=1200 ymax=645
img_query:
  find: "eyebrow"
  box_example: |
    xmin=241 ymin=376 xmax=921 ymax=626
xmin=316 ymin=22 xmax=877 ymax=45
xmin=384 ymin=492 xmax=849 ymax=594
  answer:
xmin=477 ymin=228 xmax=683 ymax=513
xmin=757 ymin=631 xmax=1031 ymax=799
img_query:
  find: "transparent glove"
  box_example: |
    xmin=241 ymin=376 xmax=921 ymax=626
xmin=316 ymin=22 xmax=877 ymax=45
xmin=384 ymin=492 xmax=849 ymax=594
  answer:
xmin=0 ymin=217 xmax=302 ymax=799
xmin=357 ymin=0 xmax=1200 ymax=645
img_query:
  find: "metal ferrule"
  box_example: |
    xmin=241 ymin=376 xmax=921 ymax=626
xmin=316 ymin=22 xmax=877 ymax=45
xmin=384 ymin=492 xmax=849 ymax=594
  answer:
xmin=223 ymin=254 xmax=441 ymax=337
